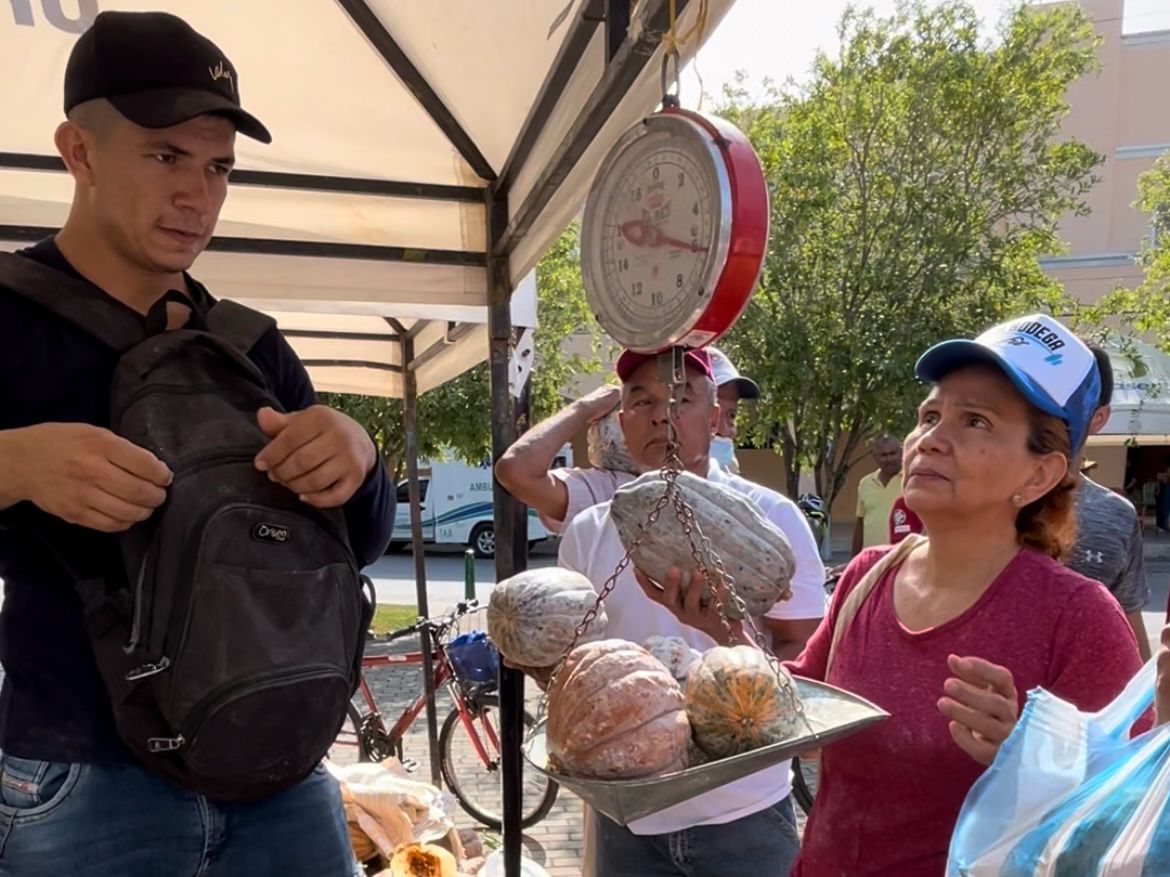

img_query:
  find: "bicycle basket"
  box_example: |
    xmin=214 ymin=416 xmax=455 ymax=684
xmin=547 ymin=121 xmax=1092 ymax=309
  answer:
xmin=447 ymin=631 xmax=500 ymax=684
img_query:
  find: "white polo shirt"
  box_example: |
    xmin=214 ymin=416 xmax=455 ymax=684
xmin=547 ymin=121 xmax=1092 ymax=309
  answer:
xmin=556 ymin=462 xmax=825 ymax=835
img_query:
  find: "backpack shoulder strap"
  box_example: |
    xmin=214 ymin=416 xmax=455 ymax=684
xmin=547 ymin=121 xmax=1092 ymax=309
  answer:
xmin=204 ymin=299 xmax=277 ymax=356
xmin=825 ymin=533 xmax=926 ymax=677
xmin=0 ymin=252 xmax=144 ymax=352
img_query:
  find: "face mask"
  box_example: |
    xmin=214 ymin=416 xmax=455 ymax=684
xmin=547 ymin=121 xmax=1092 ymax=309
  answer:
xmin=710 ymin=435 xmax=736 ymax=468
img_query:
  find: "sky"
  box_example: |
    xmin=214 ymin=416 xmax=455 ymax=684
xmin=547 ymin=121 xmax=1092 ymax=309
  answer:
xmin=681 ymin=0 xmax=1170 ymax=103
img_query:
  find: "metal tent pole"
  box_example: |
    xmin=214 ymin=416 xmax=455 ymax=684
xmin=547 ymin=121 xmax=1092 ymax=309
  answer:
xmin=401 ymin=332 xmax=442 ymax=787
xmin=486 ymin=187 xmax=530 ymax=877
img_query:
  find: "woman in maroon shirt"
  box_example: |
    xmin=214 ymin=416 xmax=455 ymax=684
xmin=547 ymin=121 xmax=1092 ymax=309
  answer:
xmin=787 ymin=315 xmax=1143 ymax=877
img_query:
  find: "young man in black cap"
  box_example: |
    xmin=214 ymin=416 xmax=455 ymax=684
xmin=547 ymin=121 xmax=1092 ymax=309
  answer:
xmin=0 ymin=12 xmax=391 ymax=875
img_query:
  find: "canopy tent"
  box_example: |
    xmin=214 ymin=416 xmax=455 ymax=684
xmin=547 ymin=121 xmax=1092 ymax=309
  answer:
xmin=1 ymin=0 xmax=731 ymax=395
xmin=1 ymin=2 xmax=737 ymax=871
xmin=1095 ymin=339 xmax=1170 ymax=443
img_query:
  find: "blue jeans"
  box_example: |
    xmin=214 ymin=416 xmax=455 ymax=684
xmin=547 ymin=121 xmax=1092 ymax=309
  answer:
xmin=0 ymin=753 xmax=358 ymax=876
xmin=592 ymin=796 xmax=800 ymax=876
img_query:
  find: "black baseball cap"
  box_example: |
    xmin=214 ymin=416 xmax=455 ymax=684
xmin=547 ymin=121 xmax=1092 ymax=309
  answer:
xmin=64 ymin=11 xmax=271 ymax=144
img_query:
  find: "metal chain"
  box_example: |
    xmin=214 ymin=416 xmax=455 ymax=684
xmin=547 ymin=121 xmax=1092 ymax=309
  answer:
xmin=536 ymin=367 xmax=686 ymax=721
xmin=537 ymin=347 xmax=812 ymax=737
xmin=665 ymin=469 xmax=810 ymax=733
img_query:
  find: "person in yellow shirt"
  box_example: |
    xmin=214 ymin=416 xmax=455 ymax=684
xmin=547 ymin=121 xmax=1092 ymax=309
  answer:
xmin=853 ymin=434 xmax=905 ymax=553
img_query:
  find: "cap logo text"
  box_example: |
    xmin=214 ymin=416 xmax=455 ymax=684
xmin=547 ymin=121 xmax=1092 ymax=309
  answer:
xmin=209 ymin=60 xmax=233 ymax=87
xmin=1002 ymin=319 xmax=1066 ymax=365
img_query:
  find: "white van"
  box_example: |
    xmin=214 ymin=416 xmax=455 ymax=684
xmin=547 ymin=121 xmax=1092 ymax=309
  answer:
xmin=390 ymin=448 xmax=571 ymax=558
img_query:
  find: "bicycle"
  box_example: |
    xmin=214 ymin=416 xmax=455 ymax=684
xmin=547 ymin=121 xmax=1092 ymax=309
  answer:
xmin=331 ymin=590 xmax=559 ymax=830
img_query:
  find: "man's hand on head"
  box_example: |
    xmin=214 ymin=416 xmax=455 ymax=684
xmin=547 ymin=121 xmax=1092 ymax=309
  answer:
xmin=254 ymin=406 xmax=377 ymax=509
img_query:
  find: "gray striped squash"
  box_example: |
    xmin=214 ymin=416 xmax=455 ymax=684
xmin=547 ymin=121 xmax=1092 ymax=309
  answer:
xmin=546 ymin=639 xmax=690 ymax=779
xmin=486 ymin=568 xmax=607 ymax=669
xmin=642 ymin=635 xmax=702 ymax=683
xmin=685 ymin=646 xmax=805 ymax=758
xmin=586 ymin=406 xmax=644 ymax=475
xmin=611 ymin=470 xmax=794 ymax=619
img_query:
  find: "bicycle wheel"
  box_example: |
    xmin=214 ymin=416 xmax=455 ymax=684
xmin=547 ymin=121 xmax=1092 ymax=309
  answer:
xmin=328 ymin=702 xmax=367 ymax=764
xmin=792 ymin=756 xmax=818 ymax=815
xmin=439 ymin=693 xmax=558 ymax=830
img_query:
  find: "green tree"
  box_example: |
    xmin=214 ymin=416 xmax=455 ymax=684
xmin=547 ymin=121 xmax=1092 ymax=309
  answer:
xmin=1073 ymin=152 xmax=1170 ymax=345
xmin=715 ymin=0 xmax=1100 ymax=508
xmin=321 ymin=222 xmax=606 ymax=480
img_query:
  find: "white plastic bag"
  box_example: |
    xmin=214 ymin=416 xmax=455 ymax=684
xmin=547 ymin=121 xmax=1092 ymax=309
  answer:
xmin=947 ymin=657 xmax=1168 ymax=876
xmin=481 ymin=850 xmax=552 ymax=877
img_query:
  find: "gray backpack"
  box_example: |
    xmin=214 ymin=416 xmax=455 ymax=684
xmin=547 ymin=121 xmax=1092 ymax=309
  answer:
xmin=0 ymin=253 xmax=371 ymax=800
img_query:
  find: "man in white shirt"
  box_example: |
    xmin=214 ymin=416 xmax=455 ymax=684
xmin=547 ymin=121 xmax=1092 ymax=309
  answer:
xmin=706 ymin=345 xmax=760 ymax=474
xmin=494 ymin=349 xmax=824 ymax=659
xmin=554 ymin=348 xmax=820 ymax=876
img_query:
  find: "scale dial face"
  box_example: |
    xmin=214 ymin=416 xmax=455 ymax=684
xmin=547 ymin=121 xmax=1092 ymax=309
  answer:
xmin=582 ymin=113 xmax=733 ymax=352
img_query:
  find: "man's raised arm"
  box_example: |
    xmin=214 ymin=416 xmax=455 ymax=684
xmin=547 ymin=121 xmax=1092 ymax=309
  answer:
xmin=494 ymin=385 xmax=620 ymax=523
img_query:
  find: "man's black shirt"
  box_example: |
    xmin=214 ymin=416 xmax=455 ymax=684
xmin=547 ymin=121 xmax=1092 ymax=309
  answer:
xmin=0 ymin=238 xmax=394 ymax=761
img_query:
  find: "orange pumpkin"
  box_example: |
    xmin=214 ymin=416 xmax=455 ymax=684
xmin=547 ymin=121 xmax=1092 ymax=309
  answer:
xmin=685 ymin=646 xmax=804 ymax=758
xmin=546 ymin=639 xmax=690 ymax=779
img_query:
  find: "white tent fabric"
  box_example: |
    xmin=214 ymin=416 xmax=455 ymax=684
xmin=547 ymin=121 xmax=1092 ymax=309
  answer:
xmin=1098 ymin=340 xmax=1170 ymax=441
xmin=0 ymin=0 xmax=733 ymax=396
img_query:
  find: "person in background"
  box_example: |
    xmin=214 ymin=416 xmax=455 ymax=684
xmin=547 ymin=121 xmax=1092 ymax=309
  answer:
xmin=1157 ymin=457 xmax=1170 ymax=531
xmin=780 ymin=314 xmax=1142 ymax=876
xmin=888 ymin=492 xmax=925 ymax=544
xmin=852 ymin=434 xmax=905 ymax=553
xmin=494 ymin=345 xmax=763 ymax=528
xmin=706 ymin=345 xmax=761 ymax=475
xmin=559 ymin=348 xmax=820 ymax=876
xmin=495 ymin=348 xmax=825 ymax=658
xmin=1064 ymin=343 xmax=1151 ymax=660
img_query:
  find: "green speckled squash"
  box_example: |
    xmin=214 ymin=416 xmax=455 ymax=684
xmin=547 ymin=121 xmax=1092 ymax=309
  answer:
xmin=684 ymin=646 xmax=804 ymax=758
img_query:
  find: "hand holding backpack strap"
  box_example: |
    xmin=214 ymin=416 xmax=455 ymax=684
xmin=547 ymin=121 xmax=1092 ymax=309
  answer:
xmin=825 ymin=533 xmax=926 ymax=677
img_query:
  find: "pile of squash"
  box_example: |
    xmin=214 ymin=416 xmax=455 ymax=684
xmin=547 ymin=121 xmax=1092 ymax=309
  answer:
xmin=486 ymin=471 xmax=805 ymax=781
xmin=544 ymin=639 xmax=804 ymax=779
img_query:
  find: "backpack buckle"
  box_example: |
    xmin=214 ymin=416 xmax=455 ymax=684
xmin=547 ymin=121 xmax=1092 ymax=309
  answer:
xmin=125 ymin=656 xmax=171 ymax=682
xmin=147 ymin=735 xmax=185 ymax=753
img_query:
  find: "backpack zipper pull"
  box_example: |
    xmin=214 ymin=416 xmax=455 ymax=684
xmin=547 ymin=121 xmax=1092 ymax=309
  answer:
xmin=125 ymin=656 xmax=171 ymax=681
xmin=147 ymin=735 xmax=185 ymax=753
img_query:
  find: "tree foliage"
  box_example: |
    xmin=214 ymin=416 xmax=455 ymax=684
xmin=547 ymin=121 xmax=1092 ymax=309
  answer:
xmin=321 ymin=222 xmax=605 ymax=480
xmin=714 ymin=0 xmax=1100 ymax=506
xmin=1073 ymin=152 xmax=1170 ymax=348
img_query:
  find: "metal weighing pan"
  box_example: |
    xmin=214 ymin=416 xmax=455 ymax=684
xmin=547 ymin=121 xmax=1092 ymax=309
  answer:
xmin=522 ymin=677 xmax=889 ymax=826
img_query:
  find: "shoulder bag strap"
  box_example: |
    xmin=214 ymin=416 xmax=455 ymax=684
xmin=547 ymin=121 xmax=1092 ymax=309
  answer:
xmin=825 ymin=533 xmax=926 ymax=677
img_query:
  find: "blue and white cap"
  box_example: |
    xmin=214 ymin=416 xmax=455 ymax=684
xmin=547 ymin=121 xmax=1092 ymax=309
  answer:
xmin=915 ymin=313 xmax=1101 ymax=453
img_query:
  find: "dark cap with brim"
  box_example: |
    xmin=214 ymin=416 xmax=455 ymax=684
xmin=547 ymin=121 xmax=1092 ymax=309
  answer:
xmin=108 ymin=88 xmax=270 ymax=144
xmin=65 ymin=11 xmax=272 ymax=144
xmin=723 ymin=376 xmax=760 ymax=400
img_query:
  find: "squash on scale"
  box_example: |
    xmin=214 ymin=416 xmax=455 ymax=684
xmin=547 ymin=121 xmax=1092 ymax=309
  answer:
xmin=545 ymin=639 xmax=690 ymax=780
xmin=611 ymin=470 xmax=796 ymax=619
xmin=685 ymin=645 xmax=805 ymax=759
